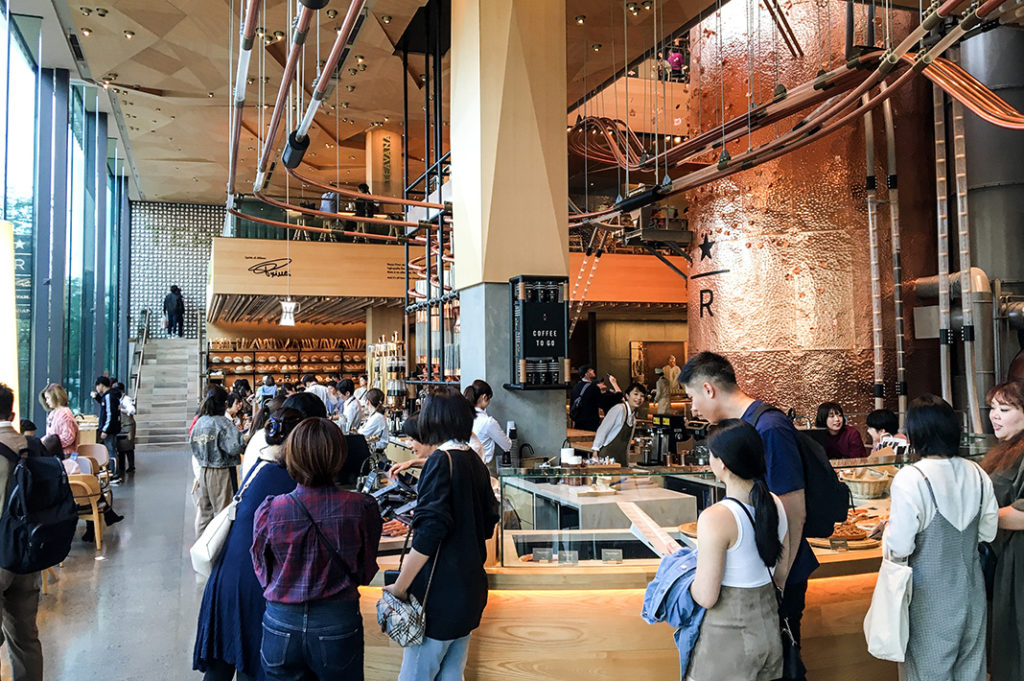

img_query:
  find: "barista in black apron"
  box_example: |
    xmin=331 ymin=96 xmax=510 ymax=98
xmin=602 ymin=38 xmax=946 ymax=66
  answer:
xmin=592 ymin=383 xmax=648 ymax=467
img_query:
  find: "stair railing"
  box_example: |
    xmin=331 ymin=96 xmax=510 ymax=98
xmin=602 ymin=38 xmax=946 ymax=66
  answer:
xmin=130 ymin=309 xmax=150 ymax=402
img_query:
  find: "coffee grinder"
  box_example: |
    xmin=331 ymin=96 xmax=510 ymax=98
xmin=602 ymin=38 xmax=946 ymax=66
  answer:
xmin=646 ymin=414 xmax=690 ymax=465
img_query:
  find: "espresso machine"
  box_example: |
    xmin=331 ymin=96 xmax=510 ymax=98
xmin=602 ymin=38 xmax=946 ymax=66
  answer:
xmin=647 ymin=414 xmax=691 ymax=465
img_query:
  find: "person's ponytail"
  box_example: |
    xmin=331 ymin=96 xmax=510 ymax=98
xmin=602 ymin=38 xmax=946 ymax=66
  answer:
xmin=750 ymin=477 xmax=782 ymax=569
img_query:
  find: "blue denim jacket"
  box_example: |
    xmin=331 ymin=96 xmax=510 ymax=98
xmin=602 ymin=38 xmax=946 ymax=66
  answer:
xmin=642 ymin=547 xmax=705 ymax=678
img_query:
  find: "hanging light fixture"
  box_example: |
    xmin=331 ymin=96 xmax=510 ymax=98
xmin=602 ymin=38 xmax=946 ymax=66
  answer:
xmin=280 ymin=299 xmax=298 ymax=326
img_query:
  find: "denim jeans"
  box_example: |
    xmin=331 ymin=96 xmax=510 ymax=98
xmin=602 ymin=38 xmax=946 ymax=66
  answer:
xmin=398 ymin=634 xmax=471 ymax=681
xmin=261 ymin=599 xmax=363 ymax=681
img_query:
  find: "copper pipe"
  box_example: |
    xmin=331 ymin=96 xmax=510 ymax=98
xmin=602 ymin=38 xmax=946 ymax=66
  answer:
xmin=253 ymin=191 xmax=421 ymax=229
xmin=227 ymin=0 xmax=261 ymax=196
xmin=286 ymin=167 xmax=446 ymax=210
xmin=254 ymin=7 xmax=314 ymax=191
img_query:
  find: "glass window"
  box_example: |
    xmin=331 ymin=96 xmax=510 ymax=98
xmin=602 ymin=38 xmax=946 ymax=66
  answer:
xmin=2 ymin=9 xmax=41 ymax=416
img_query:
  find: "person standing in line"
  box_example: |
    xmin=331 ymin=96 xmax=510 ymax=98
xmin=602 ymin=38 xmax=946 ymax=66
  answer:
xmin=814 ymin=402 xmax=866 ymax=460
xmin=981 ymin=380 xmax=1024 ymax=681
xmin=0 ymin=383 xmax=44 ymax=681
xmin=688 ymin=419 xmax=790 ymax=681
xmin=357 ymin=388 xmax=389 ymax=453
xmin=39 ymin=383 xmax=78 ymax=457
xmin=569 ymin=364 xmax=623 ymax=432
xmin=885 ymin=394 xmax=997 ymax=681
xmin=679 ymin=352 xmax=813 ymax=667
xmin=251 ymin=418 xmax=382 ymax=681
xmin=164 ymin=285 xmax=185 ymax=337
xmin=590 ymin=382 xmax=647 ymax=467
xmin=464 ymin=380 xmax=511 ymax=475
xmin=383 ymin=388 xmax=500 ymax=681
xmin=255 ymin=376 xmax=277 ymax=408
xmin=91 ymin=376 xmax=123 ymax=482
xmin=191 ymin=386 xmax=244 ymax=536
xmin=193 ymin=408 xmax=303 ymax=681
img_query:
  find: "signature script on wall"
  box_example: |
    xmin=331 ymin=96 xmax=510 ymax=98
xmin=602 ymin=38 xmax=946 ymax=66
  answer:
xmin=246 ymin=257 xmax=293 ymax=278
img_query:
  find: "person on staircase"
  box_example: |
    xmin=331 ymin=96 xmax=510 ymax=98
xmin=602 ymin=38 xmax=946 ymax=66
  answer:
xmin=164 ymin=285 xmax=185 ymax=337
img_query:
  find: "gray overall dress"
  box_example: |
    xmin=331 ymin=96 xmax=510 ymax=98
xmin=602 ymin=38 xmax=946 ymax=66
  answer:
xmin=902 ymin=464 xmax=987 ymax=681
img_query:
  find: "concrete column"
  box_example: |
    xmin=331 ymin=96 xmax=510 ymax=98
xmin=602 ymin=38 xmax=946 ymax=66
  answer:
xmin=364 ymin=128 xmax=403 ymax=198
xmin=451 ymin=0 xmax=569 ymax=456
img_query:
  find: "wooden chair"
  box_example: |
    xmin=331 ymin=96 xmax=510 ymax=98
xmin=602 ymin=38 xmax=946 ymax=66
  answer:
xmin=68 ymin=475 xmax=104 ymax=551
xmin=40 ymin=567 xmax=59 ymax=596
xmin=79 ymin=443 xmax=111 ymax=486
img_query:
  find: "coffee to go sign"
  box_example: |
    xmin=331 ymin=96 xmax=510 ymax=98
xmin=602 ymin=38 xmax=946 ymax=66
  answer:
xmin=509 ymin=275 xmax=569 ymax=389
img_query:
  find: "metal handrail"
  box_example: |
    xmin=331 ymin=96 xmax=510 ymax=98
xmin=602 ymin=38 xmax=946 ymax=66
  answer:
xmin=130 ymin=309 xmax=150 ymax=402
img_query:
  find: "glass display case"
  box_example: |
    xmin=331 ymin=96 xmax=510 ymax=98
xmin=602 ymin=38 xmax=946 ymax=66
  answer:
xmin=497 ymin=467 xmax=700 ymax=569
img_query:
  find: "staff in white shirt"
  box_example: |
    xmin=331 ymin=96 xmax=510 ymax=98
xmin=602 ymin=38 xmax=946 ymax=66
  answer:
xmin=464 ymin=380 xmax=511 ymax=474
xmin=336 ymin=378 xmax=363 ymax=434
xmin=591 ymin=382 xmax=647 ymax=467
xmin=357 ymin=388 xmax=389 ymax=451
xmin=354 ymin=375 xmax=369 ymax=402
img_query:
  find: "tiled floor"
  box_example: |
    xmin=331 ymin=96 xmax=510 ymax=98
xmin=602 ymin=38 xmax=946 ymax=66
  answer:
xmin=0 ymin=445 xmax=205 ymax=681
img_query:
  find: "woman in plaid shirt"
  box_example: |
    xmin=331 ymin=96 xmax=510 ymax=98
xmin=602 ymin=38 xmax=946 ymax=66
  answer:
xmin=251 ymin=418 xmax=383 ymax=680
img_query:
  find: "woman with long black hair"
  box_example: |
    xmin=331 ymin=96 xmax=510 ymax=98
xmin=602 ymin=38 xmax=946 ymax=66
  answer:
xmin=382 ymin=388 xmax=500 ymax=681
xmin=687 ymin=418 xmax=791 ymax=681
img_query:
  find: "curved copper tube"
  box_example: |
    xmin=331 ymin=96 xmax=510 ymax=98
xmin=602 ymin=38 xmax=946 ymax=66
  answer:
xmin=228 ymin=208 xmax=419 ymax=244
xmin=286 ymin=167 xmax=446 ymax=210
xmin=254 ymin=192 xmax=422 ymax=229
xmin=254 ymin=7 xmax=314 ymax=186
xmin=293 ymin=0 xmax=366 ymax=140
xmin=227 ymin=0 xmax=261 ymax=196
xmin=918 ymin=57 xmax=1024 ymax=129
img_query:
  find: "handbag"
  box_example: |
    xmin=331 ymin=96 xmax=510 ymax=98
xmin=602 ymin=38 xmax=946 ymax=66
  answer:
xmin=189 ymin=461 xmax=266 ymax=577
xmin=864 ymin=541 xmax=913 ymax=661
xmin=728 ymin=498 xmax=807 ymax=680
xmin=376 ymin=451 xmax=452 ymax=647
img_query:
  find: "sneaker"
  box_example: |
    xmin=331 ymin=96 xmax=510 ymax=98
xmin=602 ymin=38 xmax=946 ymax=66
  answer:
xmin=110 ymin=477 xmax=123 ymax=486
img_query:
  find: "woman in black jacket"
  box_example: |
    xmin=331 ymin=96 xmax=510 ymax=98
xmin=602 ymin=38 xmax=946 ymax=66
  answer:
xmin=383 ymin=388 xmax=500 ymax=680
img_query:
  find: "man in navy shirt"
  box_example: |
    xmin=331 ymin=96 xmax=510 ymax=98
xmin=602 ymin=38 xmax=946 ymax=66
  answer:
xmin=680 ymin=352 xmax=816 ymax=670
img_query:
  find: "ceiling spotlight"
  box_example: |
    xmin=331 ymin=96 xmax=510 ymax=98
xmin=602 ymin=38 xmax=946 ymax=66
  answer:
xmin=642 ymin=1 xmax=653 ymax=9
xmin=247 ymin=77 xmax=255 ymax=84
xmin=208 ymin=91 xmax=214 ymax=97
xmin=346 ymin=85 xmax=355 ymax=92
xmin=673 ymin=135 xmax=682 ymax=143
xmin=592 ymin=43 xmax=602 ymax=51
xmin=341 ymin=101 xmax=349 ymax=108
xmin=356 ymin=55 xmax=364 ymax=63
xmin=81 ymin=27 xmax=93 ymax=36
xmin=383 ymin=116 xmax=388 ymax=122
xmin=326 ymin=8 xmax=338 ymax=18
xmin=95 ymin=7 xmax=107 ymax=16
xmin=325 ymin=143 xmax=333 ymax=148
xmin=79 ymin=7 xmax=92 ymax=15
xmin=349 ymin=155 xmax=356 ymax=160
xmin=381 ymin=15 xmax=392 ymax=23
xmin=575 ymin=15 xmax=586 ymax=24
xmin=358 ymin=63 xmax=367 ymax=71
xmin=103 ymin=72 xmax=117 ymax=82
xmin=273 ymin=30 xmax=284 ymax=40
xmin=256 ymin=26 xmax=265 ymax=36
xmin=348 ymin=67 xmax=357 ymax=75
xmin=123 ymin=30 xmax=134 ymax=39
xmin=336 ymin=26 xmax=342 ymax=34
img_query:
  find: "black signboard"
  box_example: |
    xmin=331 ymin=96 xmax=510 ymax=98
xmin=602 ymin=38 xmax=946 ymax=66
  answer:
xmin=508 ymin=275 xmax=569 ymax=390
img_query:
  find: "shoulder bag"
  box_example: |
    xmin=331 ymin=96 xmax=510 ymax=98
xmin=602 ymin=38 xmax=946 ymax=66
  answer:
xmin=864 ymin=539 xmax=913 ymax=661
xmin=189 ymin=460 xmax=266 ymax=577
xmin=727 ymin=497 xmax=807 ymax=680
xmin=376 ymin=450 xmax=453 ymax=647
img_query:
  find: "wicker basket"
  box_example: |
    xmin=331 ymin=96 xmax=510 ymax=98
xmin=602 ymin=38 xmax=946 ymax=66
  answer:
xmin=839 ymin=468 xmax=892 ymax=499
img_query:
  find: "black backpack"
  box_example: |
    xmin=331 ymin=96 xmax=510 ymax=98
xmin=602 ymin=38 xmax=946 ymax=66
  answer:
xmin=0 ymin=441 xmax=78 ymax=573
xmin=568 ymin=382 xmax=590 ymax=424
xmin=748 ymin=403 xmax=852 ymax=538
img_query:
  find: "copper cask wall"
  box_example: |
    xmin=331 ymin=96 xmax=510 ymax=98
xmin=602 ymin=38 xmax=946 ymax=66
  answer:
xmin=682 ymin=0 xmax=936 ymax=418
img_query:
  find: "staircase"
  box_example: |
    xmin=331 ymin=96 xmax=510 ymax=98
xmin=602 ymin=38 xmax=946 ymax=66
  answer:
xmin=134 ymin=338 xmax=201 ymax=446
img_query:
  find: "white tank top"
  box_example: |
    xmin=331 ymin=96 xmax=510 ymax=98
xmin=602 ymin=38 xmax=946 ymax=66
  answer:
xmin=719 ymin=495 xmax=789 ymax=588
